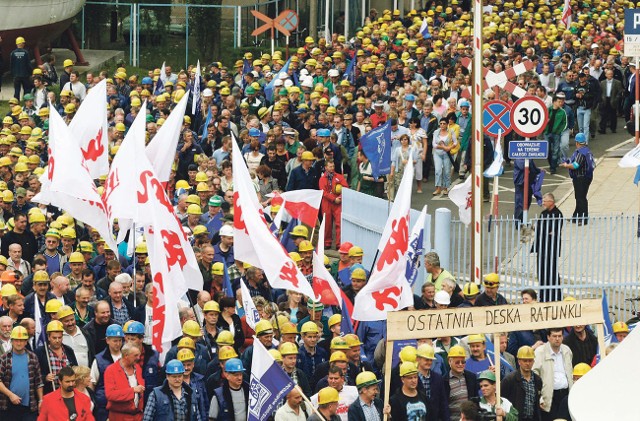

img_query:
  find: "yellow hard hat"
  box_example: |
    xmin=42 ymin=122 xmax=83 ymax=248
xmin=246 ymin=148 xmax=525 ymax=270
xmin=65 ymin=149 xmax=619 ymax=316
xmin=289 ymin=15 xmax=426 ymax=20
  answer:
xmin=177 ymin=337 xmax=196 ymax=350
xmin=68 ymin=251 xmax=84 ymax=263
xmin=203 ymin=300 xmax=220 ymax=313
xmin=297 ymin=240 xmax=314 ymax=252
xmin=328 ymin=314 xmax=342 ymax=327
xmin=517 ymin=346 xmax=535 ymax=359
xmin=211 ymin=262 xmax=224 ymax=276
xmin=56 ymin=305 xmax=75 ymax=320
xmin=187 ymin=204 xmax=203 ymax=215
xmin=348 ymin=246 xmax=364 ymax=257
xmin=9 ymin=326 xmax=30 ymax=342
xmin=46 ymin=320 xmax=64 ymax=332
xmin=399 ymin=361 xmax=418 ymax=377
xmin=330 ymin=351 xmax=347 ymax=362
xmin=60 ymin=227 xmax=77 ymax=239
xmin=483 ymin=273 xmax=500 ymax=285
xmin=291 ymin=225 xmax=309 ymax=238
xmin=318 ymin=387 xmax=339 ymax=405
xmin=351 ymin=268 xmax=366 ymax=280
xmin=33 ymin=270 xmax=50 ymax=283
xmin=182 ymin=320 xmax=202 ymax=337
xmin=448 ymin=345 xmax=467 ymax=358
xmin=135 ymin=242 xmax=148 ymax=254
xmin=613 ymin=321 xmax=629 ymax=334
xmin=219 ymin=345 xmax=238 ymax=360
xmin=216 ymin=330 xmax=235 ymax=346
xmin=28 ymin=211 xmax=46 ymax=224
xmin=279 ymin=342 xmax=298 ymax=356
xmin=301 ymin=321 xmax=319 ymax=334
xmin=186 ymin=194 xmax=200 ymax=206
xmin=344 ymin=333 xmax=363 ymax=347
xmin=399 ymin=345 xmax=417 ymax=363
xmin=417 ymin=344 xmax=436 ymax=360
xmin=16 ymin=36 xmax=26 ymax=45
xmin=355 ymin=371 xmax=380 ymax=389
xmin=280 ymin=322 xmax=298 ymax=335
xmin=0 ymin=284 xmax=17 ymax=298
xmin=573 ymin=363 xmax=591 ymax=377
xmin=176 ymin=180 xmax=190 ymax=189
xmin=177 ymin=348 xmax=196 ymax=362
xmin=45 ymin=299 xmax=63 ymax=313
xmin=330 ymin=337 xmax=350 ymax=350
xmin=78 ymin=241 xmax=94 ymax=253
xmin=468 ymin=334 xmax=486 ymax=344
xmin=195 ymin=172 xmax=208 ymax=182
xmin=196 ymin=182 xmax=210 ymax=192
xmin=288 ymin=252 xmax=301 ymax=262
xmin=300 ymin=151 xmax=316 ymax=161
xmin=271 ymin=315 xmax=290 ymax=331
xmin=255 ymin=319 xmax=274 ymax=335
xmin=268 ymin=349 xmax=283 ymax=362
xmin=462 ymin=282 xmax=480 ymax=297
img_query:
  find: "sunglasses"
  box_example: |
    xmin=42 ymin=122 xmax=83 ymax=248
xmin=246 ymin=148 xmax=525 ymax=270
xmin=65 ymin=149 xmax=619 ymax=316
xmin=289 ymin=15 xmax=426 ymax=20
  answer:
xmin=484 ymin=282 xmax=499 ymax=287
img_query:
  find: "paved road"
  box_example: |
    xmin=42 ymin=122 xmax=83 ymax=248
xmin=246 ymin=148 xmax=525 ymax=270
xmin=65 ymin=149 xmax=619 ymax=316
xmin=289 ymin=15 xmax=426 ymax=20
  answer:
xmin=409 ymin=117 xmax=631 ymax=217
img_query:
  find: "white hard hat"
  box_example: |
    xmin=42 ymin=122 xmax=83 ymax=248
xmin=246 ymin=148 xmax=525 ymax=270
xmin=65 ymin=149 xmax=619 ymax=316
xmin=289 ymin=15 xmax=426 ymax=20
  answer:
xmin=434 ymin=290 xmax=451 ymax=306
xmin=202 ymin=88 xmax=213 ymax=97
xmin=328 ymin=69 xmax=340 ymax=77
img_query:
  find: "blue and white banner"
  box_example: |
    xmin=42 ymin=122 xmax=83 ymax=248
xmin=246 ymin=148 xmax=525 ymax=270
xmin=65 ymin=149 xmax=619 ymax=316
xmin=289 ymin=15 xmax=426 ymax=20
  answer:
xmin=191 ymin=60 xmax=201 ymax=115
xmin=419 ymin=17 xmax=431 ymax=39
xmin=361 ymin=120 xmax=392 ymax=178
xmin=264 ymin=57 xmax=292 ymax=103
xmin=248 ymin=341 xmax=295 ymax=421
xmin=405 ymin=205 xmax=427 ymax=287
xmin=484 ymin=133 xmax=504 ymax=178
xmin=241 ymin=278 xmax=261 ymax=330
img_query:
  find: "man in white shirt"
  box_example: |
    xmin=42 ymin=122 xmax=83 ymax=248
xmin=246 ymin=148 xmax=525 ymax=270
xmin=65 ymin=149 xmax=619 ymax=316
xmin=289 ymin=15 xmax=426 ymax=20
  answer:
xmin=59 ymin=305 xmax=92 ymax=367
xmin=0 ymin=316 xmax=12 ymax=356
xmin=275 ymin=388 xmax=308 ymax=421
xmin=311 ymin=366 xmax=358 ymax=421
xmin=533 ymin=327 xmax=573 ymax=421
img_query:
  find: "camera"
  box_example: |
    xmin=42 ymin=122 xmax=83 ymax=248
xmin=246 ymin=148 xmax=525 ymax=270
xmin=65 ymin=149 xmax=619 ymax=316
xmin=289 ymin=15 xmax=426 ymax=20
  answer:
xmin=469 ymin=397 xmax=497 ymax=421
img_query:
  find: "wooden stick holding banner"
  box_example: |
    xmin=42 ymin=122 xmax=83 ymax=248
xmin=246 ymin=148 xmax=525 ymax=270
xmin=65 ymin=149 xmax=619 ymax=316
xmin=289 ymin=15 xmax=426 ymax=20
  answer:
xmin=383 ymin=338 xmax=393 ymax=421
xmin=493 ymin=332 xmax=503 ymax=421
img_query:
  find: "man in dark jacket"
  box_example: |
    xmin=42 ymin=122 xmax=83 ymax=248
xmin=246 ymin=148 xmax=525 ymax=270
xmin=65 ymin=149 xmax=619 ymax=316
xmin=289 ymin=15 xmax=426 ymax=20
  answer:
xmin=10 ymin=36 xmax=32 ymax=100
xmin=209 ymin=358 xmax=250 ymax=420
xmin=532 ymin=193 xmax=563 ymax=302
xmin=562 ymin=325 xmax=598 ymax=366
xmin=143 ymin=359 xmax=197 ymax=421
xmin=83 ymin=300 xmax=114 ymax=355
xmin=347 ymin=371 xmax=386 ymax=421
xmin=416 ymin=344 xmax=449 ymax=420
xmin=502 ymin=345 xmax=543 ymax=421
xmin=35 ymin=320 xmax=78 ymax=395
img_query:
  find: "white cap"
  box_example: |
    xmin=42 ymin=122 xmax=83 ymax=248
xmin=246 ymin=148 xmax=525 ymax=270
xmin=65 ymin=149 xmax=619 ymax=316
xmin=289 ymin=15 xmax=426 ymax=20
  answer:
xmin=202 ymin=88 xmax=213 ymax=97
xmin=300 ymin=69 xmax=309 ymax=77
xmin=328 ymin=69 xmax=340 ymax=77
xmin=434 ymin=291 xmax=451 ymax=306
xmin=278 ymin=73 xmax=288 ymax=80
xmin=274 ymin=79 xmax=284 ymax=87
xmin=301 ymin=76 xmax=314 ymax=88
xmin=219 ymin=225 xmax=234 ymax=237
xmin=284 ymin=79 xmax=294 ymax=88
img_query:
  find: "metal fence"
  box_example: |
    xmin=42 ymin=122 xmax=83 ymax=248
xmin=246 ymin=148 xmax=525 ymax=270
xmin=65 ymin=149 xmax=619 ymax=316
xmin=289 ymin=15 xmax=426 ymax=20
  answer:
xmin=448 ymin=214 xmax=640 ymax=322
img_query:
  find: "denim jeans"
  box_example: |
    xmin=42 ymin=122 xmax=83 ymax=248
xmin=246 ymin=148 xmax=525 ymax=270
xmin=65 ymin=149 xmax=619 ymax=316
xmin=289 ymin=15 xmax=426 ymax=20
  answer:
xmin=576 ymin=106 xmax=591 ymax=136
xmin=433 ymin=152 xmax=451 ymax=188
xmin=560 ymin=129 xmax=571 ymax=161
xmin=545 ymin=133 xmax=562 ymax=172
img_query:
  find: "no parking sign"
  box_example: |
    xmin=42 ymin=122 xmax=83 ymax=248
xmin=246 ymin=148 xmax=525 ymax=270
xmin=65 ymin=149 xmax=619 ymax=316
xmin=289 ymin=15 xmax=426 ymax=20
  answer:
xmin=483 ymin=100 xmax=512 ymax=138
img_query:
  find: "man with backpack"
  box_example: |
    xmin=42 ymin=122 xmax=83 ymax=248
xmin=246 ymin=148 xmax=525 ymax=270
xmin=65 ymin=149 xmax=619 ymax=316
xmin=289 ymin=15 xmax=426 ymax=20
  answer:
xmin=560 ymin=133 xmax=595 ymax=225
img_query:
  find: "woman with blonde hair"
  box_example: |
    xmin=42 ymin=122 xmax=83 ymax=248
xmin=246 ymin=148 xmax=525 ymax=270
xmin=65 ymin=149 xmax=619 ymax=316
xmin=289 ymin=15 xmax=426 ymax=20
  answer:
xmin=74 ymin=365 xmax=96 ymax=412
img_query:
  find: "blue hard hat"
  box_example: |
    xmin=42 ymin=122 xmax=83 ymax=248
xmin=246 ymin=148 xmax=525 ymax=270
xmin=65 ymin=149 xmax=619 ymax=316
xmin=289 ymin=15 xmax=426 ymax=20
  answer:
xmin=141 ymin=77 xmax=153 ymax=85
xmin=552 ymin=50 xmax=562 ymax=57
xmin=106 ymin=324 xmax=125 ymax=338
xmin=575 ymin=133 xmax=588 ymax=144
xmin=248 ymin=128 xmax=261 ymax=137
xmin=317 ymin=128 xmax=331 ymax=137
xmin=459 ymin=100 xmax=470 ymax=108
xmin=165 ymin=359 xmax=185 ymax=375
xmin=404 ymin=94 xmax=416 ymax=101
xmin=224 ymin=358 xmax=245 ymax=373
xmin=124 ymin=321 xmax=145 ymax=336
xmin=350 ymin=263 xmax=365 ymax=274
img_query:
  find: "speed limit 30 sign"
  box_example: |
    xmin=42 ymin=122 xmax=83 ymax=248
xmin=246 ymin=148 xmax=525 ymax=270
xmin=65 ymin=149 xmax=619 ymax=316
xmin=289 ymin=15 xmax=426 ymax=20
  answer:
xmin=510 ymin=96 xmax=549 ymax=138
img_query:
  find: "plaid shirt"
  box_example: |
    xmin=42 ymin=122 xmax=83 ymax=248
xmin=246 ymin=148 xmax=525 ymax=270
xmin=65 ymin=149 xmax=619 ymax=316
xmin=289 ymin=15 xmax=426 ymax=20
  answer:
xmin=0 ymin=350 xmax=44 ymax=412
xmin=522 ymin=375 xmax=536 ymax=418
xmin=49 ymin=347 xmax=71 ymax=388
xmin=171 ymin=392 xmax=189 ymax=421
xmin=419 ymin=372 xmax=432 ymax=399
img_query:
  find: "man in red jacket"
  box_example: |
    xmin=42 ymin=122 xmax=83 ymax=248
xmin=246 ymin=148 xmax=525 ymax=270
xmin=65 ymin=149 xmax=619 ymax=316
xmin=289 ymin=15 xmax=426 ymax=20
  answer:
xmin=104 ymin=343 xmax=145 ymax=421
xmin=318 ymin=160 xmax=349 ymax=249
xmin=38 ymin=366 xmax=94 ymax=421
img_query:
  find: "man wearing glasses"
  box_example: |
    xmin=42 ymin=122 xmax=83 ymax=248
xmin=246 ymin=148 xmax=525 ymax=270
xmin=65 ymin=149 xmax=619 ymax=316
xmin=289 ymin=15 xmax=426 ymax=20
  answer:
xmin=474 ymin=273 xmax=508 ymax=307
xmin=445 ymin=345 xmax=478 ymax=421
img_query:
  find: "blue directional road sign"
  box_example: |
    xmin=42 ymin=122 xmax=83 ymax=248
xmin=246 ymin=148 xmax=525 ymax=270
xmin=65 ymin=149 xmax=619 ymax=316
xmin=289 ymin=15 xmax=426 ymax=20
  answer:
xmin=483 ymin=100 xmax=512 ymax=138
xmin=508 ymin=140 xmax=549 ymax=159
xmin=624 ymin=9 xmax=640 ymax=56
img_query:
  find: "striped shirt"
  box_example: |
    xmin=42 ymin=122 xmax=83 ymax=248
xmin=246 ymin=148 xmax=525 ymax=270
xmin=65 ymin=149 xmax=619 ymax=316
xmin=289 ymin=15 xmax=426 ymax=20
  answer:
xmin=448 ymin=372 xmax=468 ymax=420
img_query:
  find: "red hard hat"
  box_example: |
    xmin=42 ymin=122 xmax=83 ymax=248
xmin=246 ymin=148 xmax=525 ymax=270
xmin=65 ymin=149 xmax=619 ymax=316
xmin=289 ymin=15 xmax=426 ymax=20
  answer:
xmin=338 ymin=242 xmax=354 ymax=254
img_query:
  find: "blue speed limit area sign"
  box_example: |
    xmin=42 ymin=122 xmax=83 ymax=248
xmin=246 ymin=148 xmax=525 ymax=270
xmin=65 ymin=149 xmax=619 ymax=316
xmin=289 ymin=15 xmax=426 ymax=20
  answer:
xmin=483 ymin=100 xmax=512 ymax=138
xmin=510 ymin=96 xmax=549 ymax=138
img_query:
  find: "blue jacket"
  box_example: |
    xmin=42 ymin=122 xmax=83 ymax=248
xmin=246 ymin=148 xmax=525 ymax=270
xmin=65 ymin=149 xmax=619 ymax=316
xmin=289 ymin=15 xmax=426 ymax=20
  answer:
xmin=356 ymin=320 xmax=387 ymax=364
xmin=296 ymin=345 xmax=328 ymax=382
xmin=189 ymin=372 xmax=209 ymax=419
xmin=286 ymin=164 xmax=320 ymax=191
xmin=348 ymin=397 xmax=383 ymax=421
xmin=212 ymin=380 xmax=250 ymax=421
xmin=10 ymin=47 xmax=32 ymax=77
xmin=417 ymin=370 xmax=450 ymax=421
xmin=141 ymin=344 xmax=161 ymax=403
xmin=165 ymin=341 xmax=210 ymax=376
xmin=144 ymin=380 xmax=199 ymax=421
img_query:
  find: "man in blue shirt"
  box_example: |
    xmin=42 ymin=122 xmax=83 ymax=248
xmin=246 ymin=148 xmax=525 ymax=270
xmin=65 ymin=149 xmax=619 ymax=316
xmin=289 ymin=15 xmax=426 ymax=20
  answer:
xmin=286 ymin=151 xmax=320 ymax=191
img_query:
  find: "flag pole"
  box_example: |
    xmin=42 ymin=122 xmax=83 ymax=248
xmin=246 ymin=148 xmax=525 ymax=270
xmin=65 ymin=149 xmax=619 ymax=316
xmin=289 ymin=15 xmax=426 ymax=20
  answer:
xmin=492 ymin=131 xmax=502 ymax=273
xmin=132 ymin=223 xmax=137 ymax=308
xmin=295 ymin=385 xmax=327 ymax=421
xmin=471 ymin=0 xmax=483 ymax=286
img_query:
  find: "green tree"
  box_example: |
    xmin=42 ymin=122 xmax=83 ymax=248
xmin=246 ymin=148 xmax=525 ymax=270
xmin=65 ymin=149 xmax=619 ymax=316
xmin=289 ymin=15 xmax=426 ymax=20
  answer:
xmin=189 ymin=0 xmax=222 ymax=61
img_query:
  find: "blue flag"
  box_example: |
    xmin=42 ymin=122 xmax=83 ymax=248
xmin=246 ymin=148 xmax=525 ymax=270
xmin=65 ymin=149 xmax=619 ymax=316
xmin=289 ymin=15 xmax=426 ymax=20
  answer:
xmin=222 ymin=260 xmax=234 ymax=298
xmin=340 ymin=295 xmax=355 ymax=335
xmin=405 ymin=206 xmax=426 ymax=287
xmin=201 ymin=106 xmax=213 ymax=140
xmin=279 ymin=218 xmax=299 ymax=252
xmin=602 ymin=290 xmax=615 ymax=343
xmin=264 ymin=57 xmax=292 ymax=103
xmin=154 ymin=77 xmax=164 ymax=95
xmin=361 ymin=120 xmax=392 ymax=178
xmin=242 ymin=59 xmax=252 ymax=89
xmin=343 ymin=51 xmax=357 ymax=84
xmin=634 ymin=166 xmax=640 ymax=185
xmin=248 ymin=341 xmax=295 ymax=421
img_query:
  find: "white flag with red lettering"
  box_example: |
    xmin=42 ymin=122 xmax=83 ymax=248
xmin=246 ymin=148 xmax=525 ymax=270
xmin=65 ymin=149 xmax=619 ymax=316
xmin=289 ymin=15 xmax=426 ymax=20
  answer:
xmin=102 ymin=104 xmax=148 ymax=242
xmin=146 ymin=93 xmax=189 ymax=183
xmin=312 ymin=217 xmax=342 ymax=307
xmin=233 ymin=139 xmax=317 ymax=300
xmin=69 ymin=79 xmax=109 ymax=178
xmin=33 ymin=105 xmax=116 ymax=250
xmin=352 ymin=152 xmax=415 ymax=321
